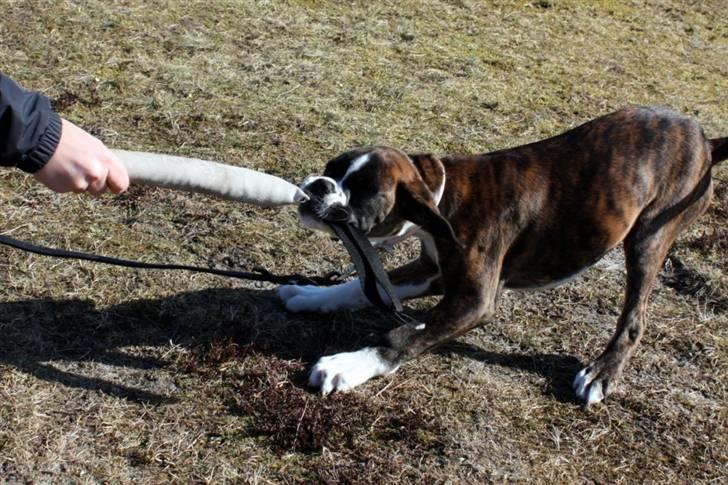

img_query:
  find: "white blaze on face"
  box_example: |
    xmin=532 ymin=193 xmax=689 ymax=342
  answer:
xmin=301 ymin=151 xmax=371 ymax=209
xmin=322 ymin=183 xmax=347 ymax=208
xmin=341 ymin=153 xmax=371 ymax=186
xmin=330 ymin=153 xmax=373 ymax=204
xmin=302 ymin=153 xmax=372 ymax=204
xmin=300 ymin=175 xmax=347 ymax=211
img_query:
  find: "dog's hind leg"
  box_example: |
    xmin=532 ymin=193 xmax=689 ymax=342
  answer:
xmin=574 ymin=175 xmax=713 ymax=406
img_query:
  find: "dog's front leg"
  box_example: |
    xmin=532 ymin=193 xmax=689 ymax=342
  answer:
xmin=309 ymin=257 xmax=499 ymax=394
xmin=278 ymin=257 xmax=441 ymax=313
xmin=278 ymin=279 xmax=370 ymax=313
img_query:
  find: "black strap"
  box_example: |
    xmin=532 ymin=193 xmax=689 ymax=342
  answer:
xmin=328 ymin=222 xmax=402 ymax=312
xmin=0 ymin=234 xmax=341 ymax=286
xmin=328 ymin=222 xmax=421 ymax=326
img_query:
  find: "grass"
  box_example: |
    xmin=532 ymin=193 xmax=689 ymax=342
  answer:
xmin=1 ymin=0 xmax=726 ymax=482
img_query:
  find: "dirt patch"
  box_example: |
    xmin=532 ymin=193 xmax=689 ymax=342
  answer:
xmin=176 ymin=341 xmax=449 ymax=482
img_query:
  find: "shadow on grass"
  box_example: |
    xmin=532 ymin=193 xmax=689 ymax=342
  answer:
xmin=0 ymin=287 xmax=381 ymax=404
xmin=435 ymin=341 xmax=584 ymax=404
xmin=0 ymin=288 xmax=581 ymax=405
xmin=661 ymin=254 xmax=728 ymax=314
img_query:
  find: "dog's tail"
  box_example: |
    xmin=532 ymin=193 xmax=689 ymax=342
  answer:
xmin=710 ymin=137 xmax=728 ymax=166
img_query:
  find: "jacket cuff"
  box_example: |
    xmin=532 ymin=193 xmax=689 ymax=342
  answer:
xmin=16 ymin=111 xmax=62 ymax=173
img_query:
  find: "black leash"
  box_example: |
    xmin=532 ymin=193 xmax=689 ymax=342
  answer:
xmin=0 ymin=223 xmax=417 ymax=324
xmin=0 ymin=234 xmax=342 ymax=286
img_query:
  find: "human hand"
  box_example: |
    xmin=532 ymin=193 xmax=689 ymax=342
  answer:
xmin=33 ymin=118 xmax=129 ymax=195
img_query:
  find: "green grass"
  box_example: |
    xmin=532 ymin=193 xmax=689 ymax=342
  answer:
xmin=1 ymin=0 xmax=726 ymax=482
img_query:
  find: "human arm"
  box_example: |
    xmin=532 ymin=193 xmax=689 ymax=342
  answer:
xmin=0 ymin=72 xmax=128 ymax=194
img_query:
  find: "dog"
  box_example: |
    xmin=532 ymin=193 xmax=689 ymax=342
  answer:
xmin=279 ymin=106 xmax=727 ymax=406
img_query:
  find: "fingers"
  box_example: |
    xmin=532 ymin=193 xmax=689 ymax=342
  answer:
xmin=52 ymin=155 xmax=124 ymax=196
xmin=85 ymin=150 xmax=129 ymax=195
xmin=86 ymin=177 xmax=108 ymax=195
xmin=34 ymin=118 xmax=130 ymax=196
xmin=104 ymin=150 xmax=129 ymax=194
xmin=83 ymin=156 xmax=108 ymax=195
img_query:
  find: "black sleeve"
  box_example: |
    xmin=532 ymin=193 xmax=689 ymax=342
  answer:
xmin=0 ymin=72 xmax=63 ymax=173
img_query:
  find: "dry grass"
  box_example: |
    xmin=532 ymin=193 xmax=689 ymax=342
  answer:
xmin=1 ymin=0 xmax=726 ymax=483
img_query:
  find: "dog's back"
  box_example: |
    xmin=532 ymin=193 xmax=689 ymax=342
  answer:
xmin=437 ymin=107 xmax=722 ymax=288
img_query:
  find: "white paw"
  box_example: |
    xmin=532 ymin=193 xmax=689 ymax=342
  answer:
xmin=277 ymin=280 xmax=366 ymax=313
xmin=277 ymin=284 xmax=313 ymax=301
xmin=309 ymin=347 xmax=398 ymax=395
xmin=573 ymin=367 xmax=606 ymax=406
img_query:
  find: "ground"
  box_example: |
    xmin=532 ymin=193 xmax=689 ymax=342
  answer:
xmin=1 ymin=0 xmax=726 ymax=483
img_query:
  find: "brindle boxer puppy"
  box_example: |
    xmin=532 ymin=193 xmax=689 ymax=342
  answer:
xmin=279 ymin=106 xmax=727 ymax=406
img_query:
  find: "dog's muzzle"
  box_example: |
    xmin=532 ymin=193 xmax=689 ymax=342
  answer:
xmin=299 ymin=177 xmax=351 ymax=223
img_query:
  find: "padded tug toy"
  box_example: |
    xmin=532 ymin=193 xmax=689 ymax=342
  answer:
xmin=113 ymin=150 xmax=308 ymax=206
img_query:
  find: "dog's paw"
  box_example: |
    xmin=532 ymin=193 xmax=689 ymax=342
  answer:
xmin=278 ymin=284 xmax=312 ymax=302
xmin=278 ymin=284 xmax=330 ymax=312
xmin=309 ymin=347 xmax=398 ymax=395
xmin=278 ymin=280 xmax=366 ymax=313
xmin=573 ymin=367 xmax=604 ymax=405
xmin=573 ymin=363 xmax=621 ymax=406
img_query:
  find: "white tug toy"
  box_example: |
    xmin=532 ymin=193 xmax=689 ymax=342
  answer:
xmin=113 ymin=150 xmax=308 ymax=206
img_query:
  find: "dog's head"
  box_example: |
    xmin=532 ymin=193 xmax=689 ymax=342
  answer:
xmin=298 ymin=146 xmax=460 ymax=246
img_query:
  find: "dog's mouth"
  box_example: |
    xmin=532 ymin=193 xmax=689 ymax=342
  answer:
xmin=299 ymin=196 xmax=351 ymax=223
xmin=299 ymin=193 xmax=408 ymax=247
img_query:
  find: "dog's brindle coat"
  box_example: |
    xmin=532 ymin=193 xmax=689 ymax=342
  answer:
xmin=280 ymin=107 xmax=728 ymax=405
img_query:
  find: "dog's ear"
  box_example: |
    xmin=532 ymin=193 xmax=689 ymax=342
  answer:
xmin=408 ymin=153 xmax=445 ymax=194
xmin=396 ymin=178 xmax=463 ymax=248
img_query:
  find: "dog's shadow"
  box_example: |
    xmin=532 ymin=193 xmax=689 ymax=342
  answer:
xmin=435 ymin=341 xmax=583 ymax=404
xmin=0 ymin=287 xmax=582 ymax=404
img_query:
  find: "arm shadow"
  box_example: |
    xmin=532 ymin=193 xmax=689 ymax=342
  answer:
xmin=0 ymin=287 xmax=393 ymax=403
